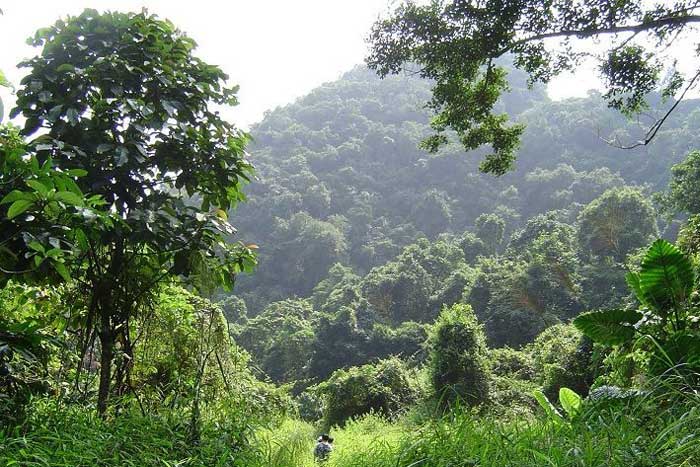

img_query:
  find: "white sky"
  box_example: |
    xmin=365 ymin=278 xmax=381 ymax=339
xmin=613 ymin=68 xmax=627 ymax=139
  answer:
xmin=1 ymin=1 xmax=695 ymax=128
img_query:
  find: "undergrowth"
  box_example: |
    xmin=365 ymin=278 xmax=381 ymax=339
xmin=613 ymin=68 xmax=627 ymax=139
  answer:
xmin=2 ymin=380 xmax=699 ymax=467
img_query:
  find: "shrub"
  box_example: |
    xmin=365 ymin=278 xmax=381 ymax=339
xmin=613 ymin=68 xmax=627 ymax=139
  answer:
xmin=490 ymin=346 xmax=535 ymax=380
xmin=317 ymin=356 xmax=419 ymax=427
xmin=427 ymin=304 xmax=491 ymax=407
xmin=528 ymin=324 xmax=595 ymax=400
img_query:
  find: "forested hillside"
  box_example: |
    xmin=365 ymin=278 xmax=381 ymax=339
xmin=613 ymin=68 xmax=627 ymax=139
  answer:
xmin=234 ymin=67 xmax=699 ymax=308
xmin=3 ymin=4 xmax=700 ymax=467
xmin=223 ymin=66 xmax=700 ymax=387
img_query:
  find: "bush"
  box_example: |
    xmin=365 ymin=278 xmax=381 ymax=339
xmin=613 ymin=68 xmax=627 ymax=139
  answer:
xmin=528 ymin=324 xmax=595 ymax=400
xmin=366 ymin=321 xmax=429 ymax=362
xmin=317 ymin=357 xmax=419 ymax=427
xmin=427 ymin=304 xmax=491 ymax=407
xmin=490 ymin=347 xmax=535 ymax=380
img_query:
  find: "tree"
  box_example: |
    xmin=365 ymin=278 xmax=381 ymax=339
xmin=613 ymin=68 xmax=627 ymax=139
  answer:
xmin=235 ymin=299 xmax=315 ymax=383
xmin=528 ymin=324 xmax=595 ymax=401
xmin=11 ymin=10 xmax=255 ymax=415
xmin=361 ymin=254 xmax=433 ymax=324
xmin=368 ymin=1 xmax=700 ymax=174
xmin=1 ymin=125 xmax=98 ymax=285
xmin=428 ymin=303 xmax=490 ymax=407
xmin=578 ymin=187 xmax=658 ymax=262
xmin=659 ymin=150 xmax=700 ymax=216
xmin=475 ymin=213 xmax=505 ymax=254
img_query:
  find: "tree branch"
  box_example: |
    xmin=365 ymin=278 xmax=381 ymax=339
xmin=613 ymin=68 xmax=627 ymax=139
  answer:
xmin=604 ymin=67 xmax=700 ymax=149
xmin=507 ymin=15 xmax=700 ymax=54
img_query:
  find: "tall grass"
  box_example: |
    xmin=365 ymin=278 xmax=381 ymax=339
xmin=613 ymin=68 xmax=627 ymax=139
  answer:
xmin=252 ymin=381 xmax=700 ymax=467
xmin=3 ymin=379 xmax=698 ymax=467
xmin=0 ymin=399 xmax=258 ymax=466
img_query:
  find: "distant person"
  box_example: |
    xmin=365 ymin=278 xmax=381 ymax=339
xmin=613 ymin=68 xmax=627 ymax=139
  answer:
xmin=314 ymin=434 xmax=333 ymax=463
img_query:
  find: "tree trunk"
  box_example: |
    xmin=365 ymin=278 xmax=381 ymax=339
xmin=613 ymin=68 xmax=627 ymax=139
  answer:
xmin=97 ymin=318 xmax=113 ymax=417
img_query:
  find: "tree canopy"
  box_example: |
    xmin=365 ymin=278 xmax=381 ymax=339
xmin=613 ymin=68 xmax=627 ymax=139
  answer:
xmin=367 ymin=0 xmax=700 ymax=174
xmin=10 ymin=9 xmax=255 ymax=414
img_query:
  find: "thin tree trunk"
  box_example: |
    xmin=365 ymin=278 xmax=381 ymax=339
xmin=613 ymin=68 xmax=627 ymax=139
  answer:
xmin=97 ymin=318 xmax=113 ymax=417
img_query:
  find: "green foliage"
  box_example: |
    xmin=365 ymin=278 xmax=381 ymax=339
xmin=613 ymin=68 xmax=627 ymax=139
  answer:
xmin=218 ymin=294 xmax=248 ymax=325
xmin=230 ymin=66 xmax=700 ymax=314
xmin=575 ymin=239 xmax=700 ymax=378
xmin=532 ymin=389 xmax=564 ymax=425
xmin=632 ymin=239 xmax=694 ymax=314
xmin=235 ymin=299 xmax=316 ymax=383
xmin=489 ymin=347 xmax=535 ymax=381
xmin=558 ymin=387 xmax=582 ymax=419
xmin=467 ymin=214 xmax=584 ymax=348
xmin=367 ymin=0 xmax=700 ymax=174
xmin=0 ymin=283 xmax=66 ymax=427
xmin=578 ymin=187 xmax=658 ymax=261
xmin=528 ymin=324 xmax=595 ymax=400
xmin=250 ymin=382 xmax=700 ymax=467
xmin=0 ymin=125 xmax=103 ymax=285
xmin=659 ymin=150 xmax=700 ymax=216
xmin=427 ymin=304 xmax=490 ymax=407
xmin=317 ymin=357 xmax=419 ymax=427
xmin=475 ymin=213 xmax=505 ymax=254
xmin=573 ymin=309 xmax=642 ymax=346
xmin=0 ymin=399 xmax=263 ymax=466
xmin=10 ymin=9 xmax=256 ymax=413
xmin=677 ymin=214 xmax=700 ymax=257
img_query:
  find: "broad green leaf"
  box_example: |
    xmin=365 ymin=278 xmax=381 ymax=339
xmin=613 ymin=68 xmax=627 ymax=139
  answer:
xmin=637 ymin=239 xmax=694 ymax=312
xmin=6 ymin=198 xmax=35 ymax=219
xmin=0 ymin=190 xmax=31 ymax=205
xmin=559 ymin=387 xmax=582 ymax=419
xmin=533 ymin=389 xmax=563 ymax=424
xmin=27 ymin=241 xmax=45 ymax=253
xmin=56 ymin=63 xmax=75 ymax=73
xmin=53 ymin=191 xmax=84 ymax=206
xmin=53 ymin=261 xmax=71 ymax=281
xmin=26 ymin=179 xmax=49 ymax=196
xmin=625 ymin=272 xmax=647 ymax=308
xmin=73 ymin=228 xmax=89 ymax=251
xmin=65 ymin=168 xmax=88 ymax=177
xmin=573 ymin=309 xmax=642 ymax=345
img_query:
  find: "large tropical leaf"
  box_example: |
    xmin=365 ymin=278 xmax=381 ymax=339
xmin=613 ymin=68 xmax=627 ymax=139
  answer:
xmin=533 ymin=389 xmax=563 ymax=424
xmin=573 ymin=309 xmax=642 ymax=345
xmin=625 ymin=272 xmax=648 ymax=308
xmin=559 ymin=387 xmax=582 ymax=419
xmin=637 ymin=239 xmax=694 ymax=313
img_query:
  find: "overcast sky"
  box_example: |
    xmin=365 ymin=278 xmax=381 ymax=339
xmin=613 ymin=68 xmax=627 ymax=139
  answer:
xmin=2 ymin=0 xmax=692 ymax=129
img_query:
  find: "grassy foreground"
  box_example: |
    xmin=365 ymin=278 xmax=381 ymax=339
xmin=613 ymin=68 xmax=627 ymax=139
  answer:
xmin=2 ymin=387 xmax=699 ymax=467
xmin=255 ymin=391 xmax=700 ymax=467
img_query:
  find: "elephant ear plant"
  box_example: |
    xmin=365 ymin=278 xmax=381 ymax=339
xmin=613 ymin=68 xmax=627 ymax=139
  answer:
xmin=574 ymin=239 xmax=700 ymax=377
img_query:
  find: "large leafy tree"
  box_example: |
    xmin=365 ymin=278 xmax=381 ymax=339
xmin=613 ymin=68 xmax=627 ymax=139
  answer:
xmin=11 ymin=10 xmax=255 ymax=415
xmin=368 ymin=0 xmax=700 ymax=174
xmin=659 ymin=150 xmax=700 ymax=216
xmin=577 ymin=187 xmax=658 ymax=262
